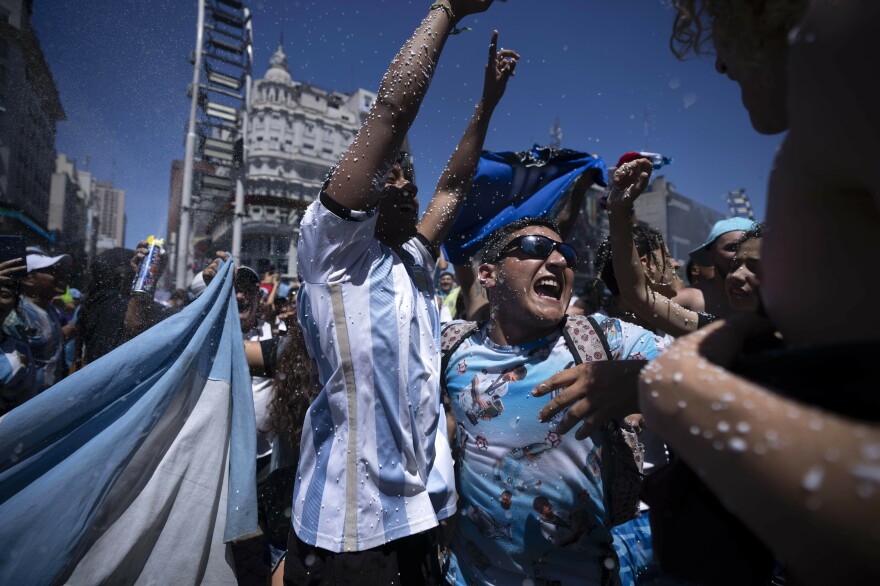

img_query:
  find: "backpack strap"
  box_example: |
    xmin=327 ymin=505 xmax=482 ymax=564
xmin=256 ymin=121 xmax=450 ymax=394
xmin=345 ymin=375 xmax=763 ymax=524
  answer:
xmin=561 ymin=314 xmax=611 ymax=365
xmin=440 ymin=321 xmax=481 ymax=390
xmin=562 ymin=313 xmax=644 ymax=526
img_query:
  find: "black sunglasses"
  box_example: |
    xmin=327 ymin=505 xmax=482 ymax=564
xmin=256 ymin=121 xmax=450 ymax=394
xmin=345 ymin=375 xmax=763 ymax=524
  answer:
xmin=496 ymin=235 xmax=578 ymax=269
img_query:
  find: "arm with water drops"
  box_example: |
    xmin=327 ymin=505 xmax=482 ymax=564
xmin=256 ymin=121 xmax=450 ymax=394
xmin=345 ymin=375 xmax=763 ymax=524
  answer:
xmin=324 ymin=0 xmax=495 ymax=213
xmin=641 ymin=317 xmax=880 ymax=583
xmin=418 ymin=30 xmax=519 ymax=246
xmin=607 ymin=159 xmax=699 ymax=337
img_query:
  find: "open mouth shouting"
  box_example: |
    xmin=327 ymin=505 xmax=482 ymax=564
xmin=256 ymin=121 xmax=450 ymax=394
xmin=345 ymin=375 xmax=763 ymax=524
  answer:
xmin=533 ymin=275 xmax=563 ymax=301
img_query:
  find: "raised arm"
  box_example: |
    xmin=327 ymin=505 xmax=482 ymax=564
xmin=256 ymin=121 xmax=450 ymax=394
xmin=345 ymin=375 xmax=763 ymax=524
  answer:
xmin=324 ymin=0 xmax=494 ymax=212
xmin=607 ymin=159 xmax=699 ymax=337
xmin=418 ymin=30 xmax=519 ymax=246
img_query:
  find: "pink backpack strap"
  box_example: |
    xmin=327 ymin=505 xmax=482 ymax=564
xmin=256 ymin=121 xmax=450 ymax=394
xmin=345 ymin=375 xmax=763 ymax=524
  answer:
xmin=561 ymin=314 xmax=611 ymax=364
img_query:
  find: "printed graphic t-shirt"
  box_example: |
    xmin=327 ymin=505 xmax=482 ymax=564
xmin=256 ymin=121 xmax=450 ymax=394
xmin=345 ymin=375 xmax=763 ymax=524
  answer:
xmin=445 ymin=314 xmax=661 ymax=586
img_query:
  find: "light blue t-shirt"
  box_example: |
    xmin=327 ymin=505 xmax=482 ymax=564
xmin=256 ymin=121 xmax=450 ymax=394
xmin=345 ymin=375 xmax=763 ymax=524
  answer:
xmin=20 ymin=299 xmax=65 ymax=392
xmin=444 ymin=314 xmax=661 ymax=586
xmin=0 ymin=334 xmax=36 ymax=414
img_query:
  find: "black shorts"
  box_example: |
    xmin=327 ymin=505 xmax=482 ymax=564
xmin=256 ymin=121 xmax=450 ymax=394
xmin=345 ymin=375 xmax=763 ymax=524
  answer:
xmin=283 ymin=525 xmax=444 ymax=586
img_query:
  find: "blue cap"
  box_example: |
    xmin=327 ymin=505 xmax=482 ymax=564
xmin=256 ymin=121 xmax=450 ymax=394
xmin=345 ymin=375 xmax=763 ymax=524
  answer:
xmin=688 ymin=217 xmax=756 ymax=265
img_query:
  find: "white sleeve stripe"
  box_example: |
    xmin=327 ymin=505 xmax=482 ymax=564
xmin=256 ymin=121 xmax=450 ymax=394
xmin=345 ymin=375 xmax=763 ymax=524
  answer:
xmin=329 ymin=282 xmax=361 ymax=551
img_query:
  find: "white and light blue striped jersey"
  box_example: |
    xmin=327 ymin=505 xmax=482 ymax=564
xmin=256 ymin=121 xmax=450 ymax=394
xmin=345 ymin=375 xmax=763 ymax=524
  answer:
xmin=293 ymin=194 xmax=456 ymax=553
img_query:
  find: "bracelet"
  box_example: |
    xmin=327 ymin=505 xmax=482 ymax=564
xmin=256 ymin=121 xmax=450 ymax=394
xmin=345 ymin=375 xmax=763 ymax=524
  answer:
xmin=430 ymin=2 xmax=471 ymax=35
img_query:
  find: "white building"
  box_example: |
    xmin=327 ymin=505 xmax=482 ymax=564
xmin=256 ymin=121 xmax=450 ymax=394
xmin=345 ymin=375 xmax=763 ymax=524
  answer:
xmin=93 ymin=179 xmax=125 ymax=253
xmin=210 ymin=44 xmax=380 ymax=277
xmin=48 ymin=153 xmax=87 ymax=252
xmin=632 ymin=175 xmax=726 ymax=261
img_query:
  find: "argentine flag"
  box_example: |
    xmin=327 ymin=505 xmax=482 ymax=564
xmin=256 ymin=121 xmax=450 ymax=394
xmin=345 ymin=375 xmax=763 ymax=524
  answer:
xmin=0 ymin=259 xmax=258 ymax=584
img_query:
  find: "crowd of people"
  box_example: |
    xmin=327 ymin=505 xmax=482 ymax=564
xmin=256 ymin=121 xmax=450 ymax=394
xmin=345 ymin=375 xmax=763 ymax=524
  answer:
xmin=2 ymin=0 xmax=878 ymax=584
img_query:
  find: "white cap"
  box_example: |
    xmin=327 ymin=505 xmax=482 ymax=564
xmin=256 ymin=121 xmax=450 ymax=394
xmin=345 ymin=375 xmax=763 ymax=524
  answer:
xmin=26 ymin=253 xmax=72 ymax=273
xmin=189 ymin=271 xmax=207 ymax=297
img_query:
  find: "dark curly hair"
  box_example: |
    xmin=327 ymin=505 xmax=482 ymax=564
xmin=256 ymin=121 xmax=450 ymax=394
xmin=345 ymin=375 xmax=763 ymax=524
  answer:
xmin=593 ymin=225 xmax=671 ymax=298
xmin=670 ymin=0 xmax=809 ymax=60
xmin=270 ymin=306 xmax=314 ymax=456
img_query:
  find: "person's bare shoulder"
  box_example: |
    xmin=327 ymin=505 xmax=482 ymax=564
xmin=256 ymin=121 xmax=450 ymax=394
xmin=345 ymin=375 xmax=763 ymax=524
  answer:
xmin=670 ymin=286 xmax=705 ymax=313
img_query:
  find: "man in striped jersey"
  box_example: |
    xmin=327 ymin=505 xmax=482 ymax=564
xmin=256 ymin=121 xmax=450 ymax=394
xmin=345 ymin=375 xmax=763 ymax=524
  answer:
xmin=286 ymin=2 xmax=518 ymax=583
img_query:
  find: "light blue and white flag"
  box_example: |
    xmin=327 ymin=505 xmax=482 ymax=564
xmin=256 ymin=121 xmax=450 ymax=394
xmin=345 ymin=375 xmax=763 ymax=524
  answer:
xmin=0 ymin=259 xmax=258 ymax=585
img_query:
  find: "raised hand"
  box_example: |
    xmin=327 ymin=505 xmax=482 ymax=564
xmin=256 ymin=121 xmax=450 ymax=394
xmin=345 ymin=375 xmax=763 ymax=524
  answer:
xmin=483 ymin=30 xmax=520 ymax=109
xmin=532 ymin=360 xmax=646 ymax=439
xmin=0 ymin=258 xmax=26 ymax=280
xmin=130 ymin=240 xmax=167 ymax=281
xmin=202 ymin=250 xmax=230 ymax=286
xmin=607 ymin=158 xmax=653 ymax=211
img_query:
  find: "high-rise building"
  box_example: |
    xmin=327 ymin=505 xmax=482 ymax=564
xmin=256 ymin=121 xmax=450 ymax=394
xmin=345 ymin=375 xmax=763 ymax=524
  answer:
xmin=0 ymin=0 xmax=65 ymax=247
xmin=632 ymin=175 xmax=726 ymax=261
xmin=93 ymin=180 xmax=125 ymax=252
xmin=48 ymin=153 xmax=87 ymax=250
xmin=208 ymin=44 xmax=387 ymax=277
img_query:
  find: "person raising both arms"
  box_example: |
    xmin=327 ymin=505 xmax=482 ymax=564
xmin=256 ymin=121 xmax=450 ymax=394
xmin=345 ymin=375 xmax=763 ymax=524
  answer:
xmin=288 ymin=1 xmax=519 ymax=582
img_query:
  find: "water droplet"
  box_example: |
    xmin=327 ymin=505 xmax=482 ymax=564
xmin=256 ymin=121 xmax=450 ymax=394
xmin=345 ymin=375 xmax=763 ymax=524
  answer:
xmin=862 ymin=444 xmax=880 ymax=460
xmin=802 ymin=465 xmax=825 ymax=492
xmin=728 ymin=437 xmax=747 ymax=452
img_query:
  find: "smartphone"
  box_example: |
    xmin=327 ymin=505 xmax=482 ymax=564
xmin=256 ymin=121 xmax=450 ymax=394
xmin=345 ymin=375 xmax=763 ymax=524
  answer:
xmin=0 ymin=235 xmax=27 ymax=280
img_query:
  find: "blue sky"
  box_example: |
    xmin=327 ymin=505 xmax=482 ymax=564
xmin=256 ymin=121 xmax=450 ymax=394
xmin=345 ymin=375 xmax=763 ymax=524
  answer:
xmin=33 ymin=0 xmax=781 ymax=249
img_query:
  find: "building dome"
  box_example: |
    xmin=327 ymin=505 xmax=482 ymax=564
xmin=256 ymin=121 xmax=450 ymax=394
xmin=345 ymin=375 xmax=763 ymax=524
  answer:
xmin=263 ymin=44 xmax=291 ymax=84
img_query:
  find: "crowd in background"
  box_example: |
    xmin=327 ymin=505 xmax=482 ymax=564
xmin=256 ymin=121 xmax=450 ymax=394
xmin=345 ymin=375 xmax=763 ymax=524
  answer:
xmin=2 ymin=0 xmax=878 ymax=584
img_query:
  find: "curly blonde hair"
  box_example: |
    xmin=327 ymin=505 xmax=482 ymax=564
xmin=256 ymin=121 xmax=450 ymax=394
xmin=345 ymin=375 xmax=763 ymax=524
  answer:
xmin=670 ymin=0 xmax=810 ymax=59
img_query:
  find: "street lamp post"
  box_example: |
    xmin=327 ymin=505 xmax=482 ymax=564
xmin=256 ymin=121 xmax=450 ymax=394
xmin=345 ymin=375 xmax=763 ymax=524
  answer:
xmin=231 ymin=8 xmax=252 ymax=261
xmin=176 ymin=0 xmax=206 ymax=288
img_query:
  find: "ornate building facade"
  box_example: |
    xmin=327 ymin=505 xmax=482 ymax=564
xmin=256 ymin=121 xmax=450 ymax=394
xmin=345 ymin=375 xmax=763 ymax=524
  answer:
xmin=211 ymin=44 xmax=380 ymax=277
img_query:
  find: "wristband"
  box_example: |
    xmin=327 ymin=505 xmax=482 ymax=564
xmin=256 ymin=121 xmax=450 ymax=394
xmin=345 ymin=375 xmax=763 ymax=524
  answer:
xmin=430 ymin=2 xmax=472 ymax=35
